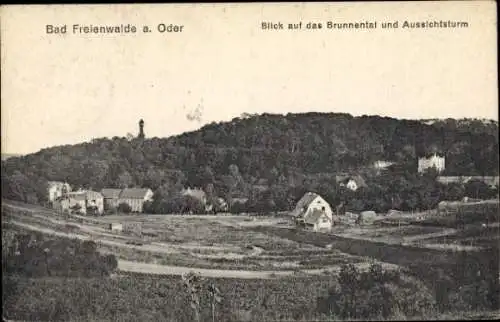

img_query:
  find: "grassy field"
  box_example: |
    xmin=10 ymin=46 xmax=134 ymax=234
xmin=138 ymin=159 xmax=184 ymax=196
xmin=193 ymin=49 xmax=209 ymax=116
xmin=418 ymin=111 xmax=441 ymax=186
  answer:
xmin=4 ymin=200 xmax=499 ymax=275
xmin=337 ymin=226 xmax=445 ymax=240
xmin=421 ymin=200 xmax=500 ymax=228
xmin=2 ymin=205 xmax=370 ymax=272
xmin=421 ymin=226 xmax=500 ymax=248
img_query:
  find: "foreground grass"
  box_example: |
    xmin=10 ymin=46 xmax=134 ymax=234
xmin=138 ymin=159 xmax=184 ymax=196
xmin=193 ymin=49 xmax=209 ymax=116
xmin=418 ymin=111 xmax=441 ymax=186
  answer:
xmin=3 ymin=274 xmax=337 ymax=322
xmin=4 ymin=273 xmax=497 ymax=322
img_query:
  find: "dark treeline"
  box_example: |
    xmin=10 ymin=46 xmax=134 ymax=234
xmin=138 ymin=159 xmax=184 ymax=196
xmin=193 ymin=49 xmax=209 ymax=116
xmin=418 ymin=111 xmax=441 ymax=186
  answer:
xmin=2 ymin=113 xmax=498 ymax=212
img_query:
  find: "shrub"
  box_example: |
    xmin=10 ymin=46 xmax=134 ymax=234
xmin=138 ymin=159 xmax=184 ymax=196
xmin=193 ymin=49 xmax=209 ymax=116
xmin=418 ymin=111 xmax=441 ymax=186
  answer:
xmin=317 ymin=263 xmax=436 ymax=320
xmin=230 ymin=201 xmax=247 ymax=214
xmin=2 ymin=232 xmax=118 ymax=278
xmin=117 ymin=202 xmax=132 ymax=214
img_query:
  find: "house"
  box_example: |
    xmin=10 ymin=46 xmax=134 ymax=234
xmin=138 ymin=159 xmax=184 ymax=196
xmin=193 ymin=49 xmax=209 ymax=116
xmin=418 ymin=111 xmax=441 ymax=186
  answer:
xmin=109 ymin=223 xmax=123 ymax=233
xmin=230 ymin=197 xmax=248 ymax=206
xmin=53 ymin=190 xmax=104 ymax=215
xmin=47 ymin=181 xmax=71 ymax=203
xmin=206 ymin=197 xmax=228 ymax=213
xmin=418 ymin=153 xmax=445 ymax=173
xmin=437 ymin=176 xmax=499 ymax=188
xmin=373 ymin=160 xmax=394 ymax=170
xmin=291 ymin=192 xmax=333 ymax=228
xmin=101 ymin=188 xmax=123 ymax=211
xmin=336 ymin=175 xmax=368 ymax=191
xmin=85 ymin=190 xmax=104 ymax=215
xmin=303 ymin=209 xmax=332 ymax=232
xmin=181 ymin=187 xmax=207 ymax=205
xmin=54 ymin=192 xmax=87 ymax=214
xmin=118 ymin=188 xmax=154 ymax=213
xmin=216 ymin=197 xmax=229 ymax=212
xmin=252 ymin=178 xmax=270 ymax=193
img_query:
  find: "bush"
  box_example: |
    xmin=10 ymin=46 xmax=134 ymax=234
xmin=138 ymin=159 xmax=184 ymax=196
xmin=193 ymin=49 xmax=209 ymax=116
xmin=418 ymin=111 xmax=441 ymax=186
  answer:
xmin=230 ymin=201 xmax=247 ymax=214
xmin=316 ymin=263 xmax=436 ymax=320
xmin=117 ymin=202 xmax=132 ymax=214
xmin=2 ymin=232 xmax=118 ymax=278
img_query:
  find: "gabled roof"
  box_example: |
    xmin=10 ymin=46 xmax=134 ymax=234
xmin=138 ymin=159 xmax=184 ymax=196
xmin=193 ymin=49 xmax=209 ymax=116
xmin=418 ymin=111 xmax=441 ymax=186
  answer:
xmin=230 ymin=197 xmax=248 ymax=205
xmin=101 ymin=188 xmax=122 ymax=199
xmin=351 ymin=175 xmax=367 ymax=188
xmin=181 ymin=188 xmax=206 ymax=201
xmin=336 ymin=175 xmax=367 ymax=188
xmin=304 ymin=209 xmax=330 ymax=224
xmin=296 ymin=192 xmax=319 ymax=208
xmin=48 ymin=181 xmax=71 ymax=189
xmin=335 ymin=175 xmax=349 ymax=183
xmin=119 ymin=188 xmax=152 ymax=199
xmin=86 ymin=190 xmax=103 ymax=199
xmin=292 ymin=192 xmax=321 ymax=218
xmin=67 ymin=193 xmax=86 ymax=201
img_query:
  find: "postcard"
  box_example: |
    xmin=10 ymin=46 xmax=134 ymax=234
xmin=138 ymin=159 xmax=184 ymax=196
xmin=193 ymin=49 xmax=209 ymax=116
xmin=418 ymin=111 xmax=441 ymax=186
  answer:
xmin=1 ymin=2 xmax=498 ymax=321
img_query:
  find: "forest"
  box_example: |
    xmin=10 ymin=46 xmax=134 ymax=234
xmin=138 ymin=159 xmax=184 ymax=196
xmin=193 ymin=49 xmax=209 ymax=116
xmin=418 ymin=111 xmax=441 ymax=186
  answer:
xmin=1 ymin=113 xmax=498 ymax=213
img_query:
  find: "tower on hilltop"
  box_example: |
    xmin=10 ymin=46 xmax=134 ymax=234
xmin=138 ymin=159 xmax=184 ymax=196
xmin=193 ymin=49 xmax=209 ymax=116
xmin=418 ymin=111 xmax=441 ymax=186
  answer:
xmin=138 ymin=119 xmax=145 ymax=139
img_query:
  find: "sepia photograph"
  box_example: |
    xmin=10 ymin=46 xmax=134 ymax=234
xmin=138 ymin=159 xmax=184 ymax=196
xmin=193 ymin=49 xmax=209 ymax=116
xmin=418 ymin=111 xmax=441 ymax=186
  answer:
xmin=1 ymin=2 xmax=499 ymax=321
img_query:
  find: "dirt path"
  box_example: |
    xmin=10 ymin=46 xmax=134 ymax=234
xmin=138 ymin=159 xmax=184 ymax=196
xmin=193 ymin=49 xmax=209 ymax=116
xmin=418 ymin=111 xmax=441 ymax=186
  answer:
xmin=8 ymin=220 xmax=181 ymax=254
xmin=117 ymin=259 xmax=399 ymax=279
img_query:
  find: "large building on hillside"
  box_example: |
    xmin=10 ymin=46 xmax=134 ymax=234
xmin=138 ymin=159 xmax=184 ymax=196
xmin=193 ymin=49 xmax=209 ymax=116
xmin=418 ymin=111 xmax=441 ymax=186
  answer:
xmin=117 ymin=188 xmax=154 ymax=213
xmin=291 ymin=192 xmax=333 ymax=232
xmin=418 ymin=153 xmax=445 ymax=173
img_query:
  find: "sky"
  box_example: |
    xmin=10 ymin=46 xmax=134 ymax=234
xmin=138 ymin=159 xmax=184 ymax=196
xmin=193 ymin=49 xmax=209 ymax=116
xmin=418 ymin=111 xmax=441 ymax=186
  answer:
xmin=1 ymin=2 xmax=498 ymax=155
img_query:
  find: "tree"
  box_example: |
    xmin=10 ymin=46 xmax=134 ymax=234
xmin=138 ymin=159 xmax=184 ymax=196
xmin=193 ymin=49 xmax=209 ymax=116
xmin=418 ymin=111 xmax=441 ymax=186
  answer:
xmin=2 ymin=113 xmax=498 ymax=212
xmin=443 ymin=182 xmax=465 ymax=201
xmin=117 ymin=171 xmax=133 ymax=189
xmin=465 ymin=180 xmax=495 ymax=199
xmin=117 ymin=202 xmax=132 ymax=214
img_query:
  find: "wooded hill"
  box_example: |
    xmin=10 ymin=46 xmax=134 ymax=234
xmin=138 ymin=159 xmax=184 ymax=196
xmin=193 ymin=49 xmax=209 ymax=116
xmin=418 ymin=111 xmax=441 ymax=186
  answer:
xmin=2 ymin=113 xmax=498 ymax=211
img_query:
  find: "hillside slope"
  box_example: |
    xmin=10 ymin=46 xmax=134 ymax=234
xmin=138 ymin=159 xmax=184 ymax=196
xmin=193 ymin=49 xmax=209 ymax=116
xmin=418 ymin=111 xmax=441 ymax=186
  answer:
xmin=2 ymin=113 xmax=498 ymax=207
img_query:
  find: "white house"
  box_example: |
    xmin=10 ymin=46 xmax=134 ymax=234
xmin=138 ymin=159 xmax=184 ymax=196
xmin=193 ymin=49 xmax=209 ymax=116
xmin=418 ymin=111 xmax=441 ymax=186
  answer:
xmin=47 ymin=181 xmax=71 ymax=203
xmin=291 ymin=192 xmax=333 ymax=230
xmin=109 ymin=223 xmax=123 ymax=233
xmin=303 ymin=209 xmax=333 ymax=232
xmin=418 ymin=153 xmax=445 ymax=173
xmin=373 ymin=160 xmax=394 ymax=170
xmin=336 ymin=175 xmax=368 ymax=191
xmin=53 ymin=190 xmax=104 ymax=215
xmin=118 ymin=188 xmax=154 ymax=213
xmin=437 ymin=176 xmax=499 ymax=188
xmin=54 ymin=191 xmax=87 ymax=214
xmin=85 ymin=190 xmax=104 ymax=215
xmin=181 ymin=187 xmax=207 ymax=205
xmin=101 ymin=188 xmax=123 ymax=211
